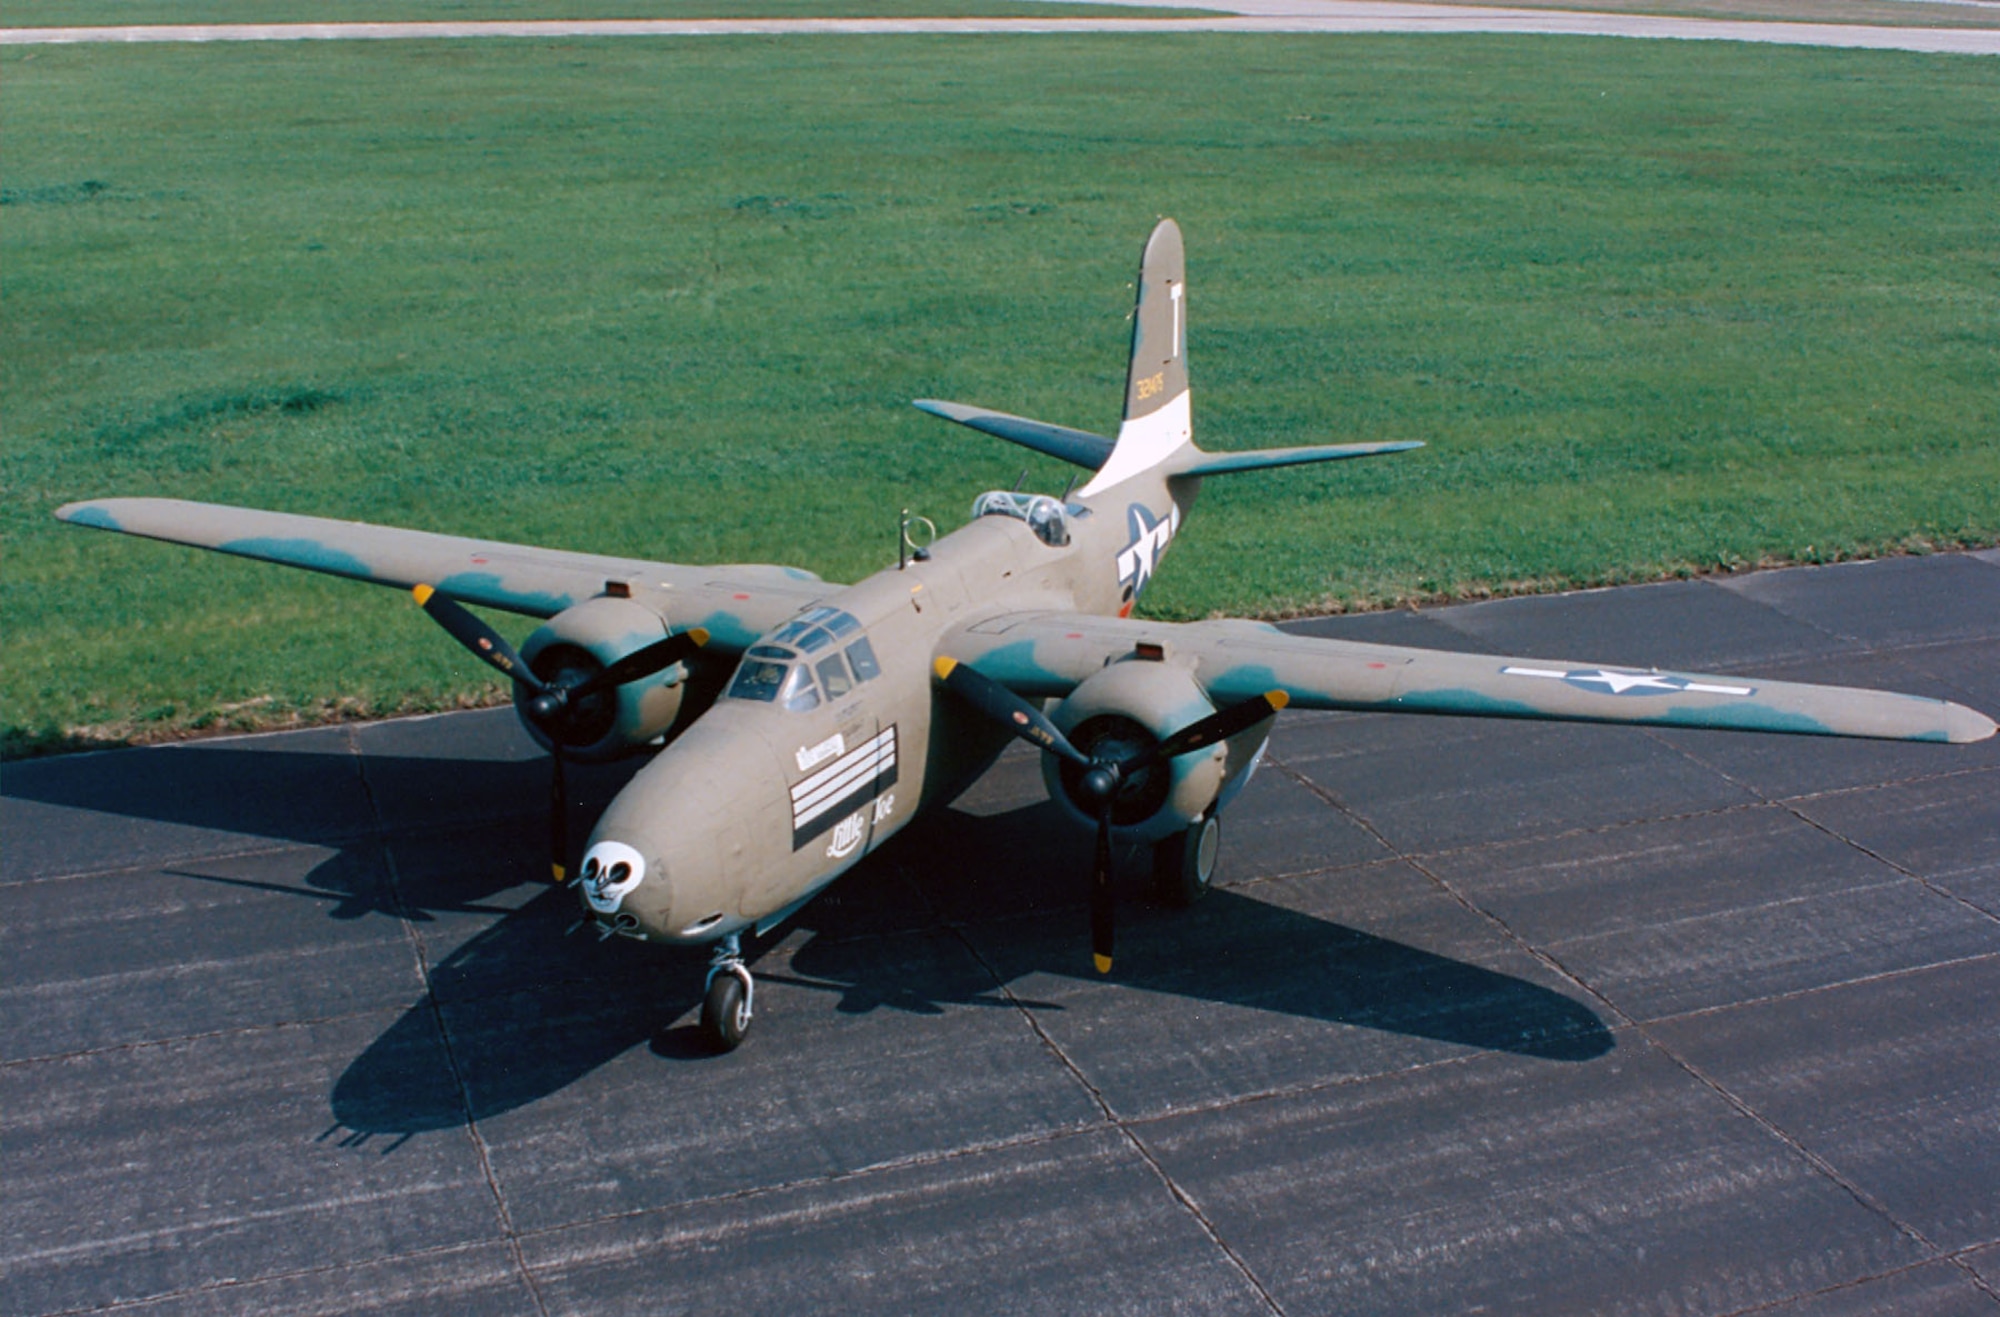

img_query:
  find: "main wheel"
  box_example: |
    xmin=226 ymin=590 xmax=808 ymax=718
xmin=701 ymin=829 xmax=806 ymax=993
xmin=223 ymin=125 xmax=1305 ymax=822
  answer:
xmin=700 ymin=970 xmax=752 ymax=1053
xmin=1154 ymin=814 xmax=1221 ymax=907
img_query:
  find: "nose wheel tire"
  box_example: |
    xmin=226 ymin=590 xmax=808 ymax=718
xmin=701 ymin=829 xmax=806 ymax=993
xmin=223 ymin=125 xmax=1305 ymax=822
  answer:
xmin=700 ymin=935 xmax=754 ymax=1053
xmin=1154 ymin=813 xmax=1221 ymax=907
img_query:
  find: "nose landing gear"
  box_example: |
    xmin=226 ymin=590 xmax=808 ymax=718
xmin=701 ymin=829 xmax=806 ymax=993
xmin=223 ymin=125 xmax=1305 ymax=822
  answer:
xmin=701 ymin=933 xmax=755 ymax=1053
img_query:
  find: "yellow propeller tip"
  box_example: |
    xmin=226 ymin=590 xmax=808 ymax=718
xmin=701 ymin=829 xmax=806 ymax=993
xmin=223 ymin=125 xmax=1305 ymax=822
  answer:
xmin=412 ymin=583 xmax=435 ymax=606
xmin=687 ymin=627 xmax=711 ymax=647
xmin=933 ymin=656 xmax=958 ymax=680
xmin=1092 ymin=953 xmax=1113 ymax=974
xmin=1267 ymin=689 xmax=1291 ymax=710
xmin=550 ymin=864 xmax=567 ymax=883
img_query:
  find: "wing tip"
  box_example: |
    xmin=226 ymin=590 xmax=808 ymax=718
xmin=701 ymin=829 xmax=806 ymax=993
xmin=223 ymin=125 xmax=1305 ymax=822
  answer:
xmin=1945 ymin=702 xmax=1997 ymax=744
xmin=55 ymin=500 xmax=121 ymax=530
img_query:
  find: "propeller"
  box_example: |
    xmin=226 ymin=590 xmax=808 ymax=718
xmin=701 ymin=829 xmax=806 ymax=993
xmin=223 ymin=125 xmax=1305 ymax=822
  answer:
xmin=934 ymin=656 xmax=1286 ymax=973
xmin=411 ymin=584 xmax=707 ymax=881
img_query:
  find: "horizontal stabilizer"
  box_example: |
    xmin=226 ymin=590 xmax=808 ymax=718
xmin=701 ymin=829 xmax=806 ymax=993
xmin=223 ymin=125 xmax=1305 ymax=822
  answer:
xmin=913 ymin=399 xmax=1114 ymax=471
xmin=1171 ymin=440 xmax=1424 ymax=478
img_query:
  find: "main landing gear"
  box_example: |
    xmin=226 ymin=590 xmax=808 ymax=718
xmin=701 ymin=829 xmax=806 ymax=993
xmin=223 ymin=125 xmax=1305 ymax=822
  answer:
xmin=701 ymin=933 xmax=754 ymax=1053
xmin=1154 ymin=813 xmax=1221 ymax=908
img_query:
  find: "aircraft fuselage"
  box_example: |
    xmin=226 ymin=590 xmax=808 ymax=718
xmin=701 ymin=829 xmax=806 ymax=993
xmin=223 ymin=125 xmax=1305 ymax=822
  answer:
xmin=575 ymin=471 xmax=1187 ymax=944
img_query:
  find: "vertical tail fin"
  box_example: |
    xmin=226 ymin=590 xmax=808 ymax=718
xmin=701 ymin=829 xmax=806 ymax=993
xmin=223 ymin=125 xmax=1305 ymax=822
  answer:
xmin=1079 ymin=219 xmax=1192 ymax=496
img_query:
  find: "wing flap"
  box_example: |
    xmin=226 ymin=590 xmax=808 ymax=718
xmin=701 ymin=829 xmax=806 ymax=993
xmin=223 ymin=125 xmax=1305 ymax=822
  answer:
xmin=56 ymin=497 xmax=829 ymax=649
xmin=943 ymin=612 xmax=1995 ymax=744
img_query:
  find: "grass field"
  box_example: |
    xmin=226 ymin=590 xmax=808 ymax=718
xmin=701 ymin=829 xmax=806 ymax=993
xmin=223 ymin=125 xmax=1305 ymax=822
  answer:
xmin=9 ymin=0 xmax=1999 ymax=29
xmin=4 ymin=34 xmax=1997 ymax=755
xmin=3 ymin=0 xmax=1211 ymax=26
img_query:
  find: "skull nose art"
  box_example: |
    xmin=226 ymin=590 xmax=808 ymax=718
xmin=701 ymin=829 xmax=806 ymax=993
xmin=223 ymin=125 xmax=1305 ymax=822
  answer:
xmin=579 ymin=840 xmax=648 ymax=914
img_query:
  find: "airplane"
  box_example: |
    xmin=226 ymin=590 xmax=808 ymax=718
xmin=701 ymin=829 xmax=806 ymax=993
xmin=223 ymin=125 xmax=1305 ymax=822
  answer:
xmin=56 ymin=219 xmax=1996 ymax=1053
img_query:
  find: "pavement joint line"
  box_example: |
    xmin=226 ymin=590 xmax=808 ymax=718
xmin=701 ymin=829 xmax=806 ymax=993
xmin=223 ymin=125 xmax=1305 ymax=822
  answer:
xmin=1632 ymin=1013 xmax=1977 ymax=1298
xmin=947 ymin=923 xmax=1289 ymax=1317
xmin=501 ymin=1119 xmax=1114 ymax=1251
xmin=30 ymin=1237 xmax=518 ymax=1317
xmin=1627 ymin=949 xmax=2000 ymax=1032
xmin=1640 ymin=730 xmax=2000 ymax=929
xmin=1317 ymin=711 xmax=1999 ymax=1267
xmin=1111 ymin=1029 xmax=1584 ymax=1128
xmin=0 ymin=1003 xmax=407 ymax=1072
xmin=1710 ymin=1255 xmax=2000 ymax=1317
xmin=1543 ymin=871 xmax=1942 ymax=945
xmin=350 ymin=724 xmax=552 ymax=1317
xmin=1266 ymin=751 xmax=1643 ymax=1025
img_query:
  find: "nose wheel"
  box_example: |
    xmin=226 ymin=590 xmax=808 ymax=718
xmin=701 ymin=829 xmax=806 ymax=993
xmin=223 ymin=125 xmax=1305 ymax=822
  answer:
xmin=701 ymin=934 xmax=755 ymax=1053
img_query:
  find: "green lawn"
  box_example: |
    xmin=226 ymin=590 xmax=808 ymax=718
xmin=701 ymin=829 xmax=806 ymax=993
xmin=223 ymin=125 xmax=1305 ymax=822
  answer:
xmin=5 ymin=35 xmax=1997 ymax=755
xmin=4 ymin=0 xmax=1207 ymax=26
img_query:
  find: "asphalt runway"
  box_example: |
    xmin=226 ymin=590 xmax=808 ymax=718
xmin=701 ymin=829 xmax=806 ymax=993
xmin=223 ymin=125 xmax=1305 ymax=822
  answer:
xmin=4 ymin=550 xmax=1998 ymax=1315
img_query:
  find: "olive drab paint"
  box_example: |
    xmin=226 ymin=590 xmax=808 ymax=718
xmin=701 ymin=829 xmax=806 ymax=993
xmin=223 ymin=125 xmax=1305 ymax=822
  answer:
xmin=57 ymin=219 xmax=1997 ymax=1051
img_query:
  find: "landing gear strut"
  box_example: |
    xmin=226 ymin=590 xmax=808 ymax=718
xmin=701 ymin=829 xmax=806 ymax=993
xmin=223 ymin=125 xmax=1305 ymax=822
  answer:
xmin=1154 ymin=813 xmax=1221 ymax=907
xmin=700 ymin=933 xmax=754 ymax=1053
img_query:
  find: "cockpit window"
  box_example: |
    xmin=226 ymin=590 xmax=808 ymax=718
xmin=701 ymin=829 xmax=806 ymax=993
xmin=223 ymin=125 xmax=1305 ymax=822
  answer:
xmin=769 ymin=606 xmax=864 ymax=654
xmin=972 ymin=490 xmax=1071 ymax=547
xmin=728 ymin=655 xmax=788 ymax=702
xmin=845 ymin=637 xmax=881 ymax=683
xmin=728 ymin=612 xmax=880 ymax=710
xmin=817 ymin=653 xmax=853 ymax=700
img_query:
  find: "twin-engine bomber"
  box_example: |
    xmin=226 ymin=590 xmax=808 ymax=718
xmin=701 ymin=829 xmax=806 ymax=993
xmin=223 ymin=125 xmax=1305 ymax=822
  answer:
xmin=57 ymin=220 xmax=1995 ymax=1052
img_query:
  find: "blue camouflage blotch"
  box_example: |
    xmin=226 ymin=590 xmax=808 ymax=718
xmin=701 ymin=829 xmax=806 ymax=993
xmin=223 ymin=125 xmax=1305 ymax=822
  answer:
xmin=691 ymin=611 xmax=762 ymax=651
xmin=1656 ymin=705 xmax=1834 ymax=736
xmin=60 ymin=504 xmax=125 ymax=531
xmin=221 ymin=537 xmax=375 ymax=580
xmin=965 ymin=640 xmax=1070 ymax=697
xmin=1388 ymin=688 xmax=1550 ymax=719
xmin=436 ymin=571 xmax=574 ymax=618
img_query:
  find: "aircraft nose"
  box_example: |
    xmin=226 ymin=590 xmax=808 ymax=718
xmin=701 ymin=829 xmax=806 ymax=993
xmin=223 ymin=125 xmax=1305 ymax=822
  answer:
xmin=578 ymin=840 xmax=647 ymax=913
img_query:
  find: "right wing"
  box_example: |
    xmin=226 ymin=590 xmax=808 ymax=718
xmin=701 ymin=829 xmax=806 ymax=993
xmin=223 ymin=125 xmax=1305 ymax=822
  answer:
xmin=942 ymin=611 xmax=1996 ymax=744
xmin=55 ymin=497 xmax=830 ymax=651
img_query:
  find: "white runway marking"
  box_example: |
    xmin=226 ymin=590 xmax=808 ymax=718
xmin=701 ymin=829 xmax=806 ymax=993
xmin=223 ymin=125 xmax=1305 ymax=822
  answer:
xmin=4 ymin=2 xmax=1998 ymax=55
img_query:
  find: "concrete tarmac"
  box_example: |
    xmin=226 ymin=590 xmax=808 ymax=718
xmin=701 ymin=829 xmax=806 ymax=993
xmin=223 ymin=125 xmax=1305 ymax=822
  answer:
xmin=5 ymin=2 xmax=1999 ymax=54
xmin=4 ymin=550 xmax=1998 ymax=1315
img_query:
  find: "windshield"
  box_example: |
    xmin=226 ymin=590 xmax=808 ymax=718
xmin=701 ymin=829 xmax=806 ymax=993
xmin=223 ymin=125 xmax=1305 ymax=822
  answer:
xmin=727 ymin=614 xmax=883 ymax=710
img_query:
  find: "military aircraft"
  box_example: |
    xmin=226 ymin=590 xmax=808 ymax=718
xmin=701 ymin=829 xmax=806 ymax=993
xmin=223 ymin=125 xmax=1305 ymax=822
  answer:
xmin=57 ymin=219 xmax=1995 ymax=1053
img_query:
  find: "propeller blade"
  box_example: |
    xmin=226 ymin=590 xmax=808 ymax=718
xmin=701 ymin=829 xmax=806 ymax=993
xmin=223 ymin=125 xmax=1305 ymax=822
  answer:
xmin=548 ymin=744 xmax=569 ymax=883
xmin=565 ymin=627 xmax=710 ymax=704
xmin=933 ymin=657 xmax=1090 ymax=766
xmin=412 ymin=584 xmax=546 ymax=693
xmin=1146 ymin=689 xmax=1290 ymax=765
xmin=1090 ymin=799 xmax=1116 ymax=974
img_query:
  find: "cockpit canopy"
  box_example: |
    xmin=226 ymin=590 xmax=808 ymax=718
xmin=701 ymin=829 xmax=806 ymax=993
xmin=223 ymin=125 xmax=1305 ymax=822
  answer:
xmin=971 ymin=490 xmax=1075 ymax=547
xmin=727 ymin=606 xmax=881 ymax=712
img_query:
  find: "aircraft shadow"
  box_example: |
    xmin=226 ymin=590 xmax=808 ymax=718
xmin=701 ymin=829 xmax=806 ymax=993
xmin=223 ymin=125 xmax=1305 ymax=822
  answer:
xmin=3 ymin=739 xmax=644 ymax=918
xmin=6 ymin=742 xmax=1612 ymax=1139
xmin=328 ymin=799 xmax=1613 ymax=1137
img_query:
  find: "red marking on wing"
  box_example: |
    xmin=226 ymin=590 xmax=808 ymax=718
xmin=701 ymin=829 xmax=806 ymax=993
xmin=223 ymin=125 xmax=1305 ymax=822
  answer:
xmin=733 ymin=593 xmax=751 ymax=601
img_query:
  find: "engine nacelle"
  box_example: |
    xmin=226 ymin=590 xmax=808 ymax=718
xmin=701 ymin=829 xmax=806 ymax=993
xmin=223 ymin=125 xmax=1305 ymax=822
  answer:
xmin=1041 ymin=661 xmax=1267 ymax=843
xmin=517 ymin=596 xmax=691 ymax=761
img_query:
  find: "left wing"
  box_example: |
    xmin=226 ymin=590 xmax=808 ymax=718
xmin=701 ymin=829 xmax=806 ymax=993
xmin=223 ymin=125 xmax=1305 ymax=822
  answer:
xmin=56 ymin=497 xmax=830 ymax=651
xmin=942 ymin=611 xmax=1995 ymax=744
